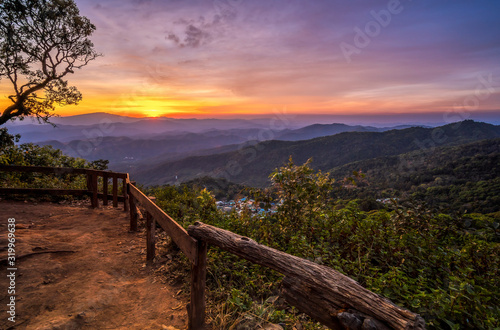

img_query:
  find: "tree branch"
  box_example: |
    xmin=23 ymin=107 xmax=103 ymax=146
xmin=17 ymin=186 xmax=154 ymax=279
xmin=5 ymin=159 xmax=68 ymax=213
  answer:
xmin=0 ymin=0 xmax=99 ymax=125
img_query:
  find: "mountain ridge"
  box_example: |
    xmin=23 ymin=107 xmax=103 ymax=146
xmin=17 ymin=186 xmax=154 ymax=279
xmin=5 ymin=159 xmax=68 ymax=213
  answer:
xmin=129 ymin=120 xmax=500 ymax=187
xmin=22 ymin=122 xmax=424 ymax=167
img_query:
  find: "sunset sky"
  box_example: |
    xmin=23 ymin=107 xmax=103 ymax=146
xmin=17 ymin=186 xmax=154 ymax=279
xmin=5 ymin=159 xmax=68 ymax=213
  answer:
xmin=1 ymin=0 xmax=500 ymax=122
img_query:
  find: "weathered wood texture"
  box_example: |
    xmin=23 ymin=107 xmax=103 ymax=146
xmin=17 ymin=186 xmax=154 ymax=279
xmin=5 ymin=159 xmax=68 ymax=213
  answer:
xmin=128 ymin=183 xmax=198 ymax=265
xmin=188 ymin=222 xmax=425 ymax=330
xmin=102 ymin=174 xmax=109 ymax=205
xmin=282 ymin=277 xmax=391 ymax=330
xmin=0 ymin=164 xmax=127 ymax=178
xmin=281 ymin=276 xmax=343 ymax=329
xmin=0 ymin=165 xmax=127 ymax=209
xmin=129 ymin=195 xmax=138 ymax=231
xmin=188 ymin=240 xmax=207 ymax=330
xmin=0 ymin=188 xmax=88 ymax=196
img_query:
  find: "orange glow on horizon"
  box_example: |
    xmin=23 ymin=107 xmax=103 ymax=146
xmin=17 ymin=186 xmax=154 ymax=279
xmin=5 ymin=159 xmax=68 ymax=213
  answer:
xmin=1 ymin=1 xmax=499 ymax=125
xmin=1 ymin=84 xmax=499 ymax=120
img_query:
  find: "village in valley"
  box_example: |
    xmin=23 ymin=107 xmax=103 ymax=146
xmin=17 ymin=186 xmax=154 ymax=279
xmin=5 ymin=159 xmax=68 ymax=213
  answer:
xmin=216 ymin=197 xmax=279 ymax=216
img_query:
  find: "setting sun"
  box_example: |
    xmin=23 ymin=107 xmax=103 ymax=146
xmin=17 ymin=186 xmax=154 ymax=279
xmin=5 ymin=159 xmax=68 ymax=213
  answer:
xmin=144 ymin=109 xmax=161 ymax=118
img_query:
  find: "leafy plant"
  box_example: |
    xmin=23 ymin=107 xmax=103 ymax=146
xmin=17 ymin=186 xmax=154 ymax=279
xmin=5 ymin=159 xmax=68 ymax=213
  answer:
xmin=0 ymin=130 xmax=108 ymax=193
xmin=149 ymin=158 xmax=499 ymax=329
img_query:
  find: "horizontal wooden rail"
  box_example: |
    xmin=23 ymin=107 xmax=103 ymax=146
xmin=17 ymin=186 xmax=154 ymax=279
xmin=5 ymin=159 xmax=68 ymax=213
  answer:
xmin=128 ymin=184 xmax=198 ymax=265
xmin=0 ymin=188 xmax=88 ymax=196
xmin=127 ymin=183 xmax=205 ymax=329
xmin=188 ymin=222 xmax=425 ymax=330
xmin=1 ymin=165 xmax=424 ymax=329
xmin=0 ymin=164 xmax=128 ymax=178
xmin=0 ymin=165 xmax=128 ymax=210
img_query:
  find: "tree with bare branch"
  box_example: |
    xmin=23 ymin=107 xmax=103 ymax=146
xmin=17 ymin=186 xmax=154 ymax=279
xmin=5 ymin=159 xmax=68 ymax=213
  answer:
xmin=0 ymin=0 xmax=99 ymax=125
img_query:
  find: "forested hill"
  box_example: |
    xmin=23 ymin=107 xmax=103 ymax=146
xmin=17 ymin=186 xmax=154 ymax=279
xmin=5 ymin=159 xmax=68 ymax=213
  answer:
xmin=131 ymin=120 xmax=500 ymax=187
xmin=132 ymin=120 xmax=500 ymax=187
xmin=332 ymin=137 xmax=500 ymax=213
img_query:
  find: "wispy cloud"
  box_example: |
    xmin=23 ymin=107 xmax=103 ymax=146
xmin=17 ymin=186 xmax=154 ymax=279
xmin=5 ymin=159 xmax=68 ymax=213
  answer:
xmin=4 ymin=0 xmax=496 ymax=120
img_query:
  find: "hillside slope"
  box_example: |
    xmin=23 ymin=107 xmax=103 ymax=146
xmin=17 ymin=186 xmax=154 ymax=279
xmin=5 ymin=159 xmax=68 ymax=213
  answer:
xmin=34 ymin=123 xmax=418 ymax=166
xmin=331 ymin=137 xmax=500 ymax=213
xmin=39 ymin=133 xmax=249 ymax=163
xmin=132 ymin=120 xmax=500 ymax=187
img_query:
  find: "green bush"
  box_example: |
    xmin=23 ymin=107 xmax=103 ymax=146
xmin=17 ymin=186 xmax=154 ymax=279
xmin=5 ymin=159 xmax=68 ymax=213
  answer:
xmin=148 ymin=158 xmax=499 ymax=329
xmin=0 ymin=128 xmax=108 ymax=191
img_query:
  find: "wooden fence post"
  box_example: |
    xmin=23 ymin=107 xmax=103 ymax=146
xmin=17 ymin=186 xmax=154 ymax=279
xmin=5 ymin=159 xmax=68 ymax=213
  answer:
xmin=146 ymin=211 xmax=156 ymax=262
xmin=112 ymin=175 xmax=118 ymax=208
xmin=102 ymin=173 xmax=109 ymax=206
xmin=90 ymin=173 xmax=98 ymax=208
xmin=188 ymin=222 xmax=426 ymax=329
xmin=86 ymin=172 xmax=91 ymax=192
xmin=188 ymin=240 xmax=207 ymax=330
xmin=123 ymin=174 xmax=129 ymax=212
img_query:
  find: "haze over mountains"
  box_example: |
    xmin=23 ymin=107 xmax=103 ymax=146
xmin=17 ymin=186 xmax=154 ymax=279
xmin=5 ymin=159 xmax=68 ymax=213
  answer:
xmin=6 ymin=114 xmax=500 ymax=199
xmin=5 ymin=112 xmax=423 ymax=166
xmin=131 ymin=120 xmax=500 ymax=187
xmin=5 ymin=113 xmax=277 ymax=142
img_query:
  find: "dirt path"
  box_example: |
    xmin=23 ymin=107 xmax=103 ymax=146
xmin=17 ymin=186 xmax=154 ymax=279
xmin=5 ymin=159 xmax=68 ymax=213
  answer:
xmin=0 ymin=200 xmax=187 ymax=330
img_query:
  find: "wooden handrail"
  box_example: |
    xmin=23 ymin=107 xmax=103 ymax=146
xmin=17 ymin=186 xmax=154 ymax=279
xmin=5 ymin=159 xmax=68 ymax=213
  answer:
xmin=127 ymin=182 xmax=205 ymax=329
xmin=0 ymin=188 xmax=88 ymax=195
xmin=127 ymin=183 xmax=425 ymax=329
xmin=127 ymin=181 xmax=424 ymax=329
xmin=0 ymin=165 xmax=128 ymax=210
xmin=0 ymin=165 xmax=425 ymax=329
xmin=0 ymin=164 xmax=128 ymax=178
xmin=188 ymin=222 xmax=425 ymax=329
xmin=127 ymin=184 xmax=198 ymax=264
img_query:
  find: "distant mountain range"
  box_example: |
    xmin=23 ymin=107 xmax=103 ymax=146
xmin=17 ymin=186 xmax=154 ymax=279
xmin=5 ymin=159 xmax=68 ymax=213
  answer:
xmin=5 ymin=113 xmax=500 ymax=213
xmin=38 ymin=132 xmax=251 ymax=164
xmin=275 ymin=123 xmax=418 ymax=141
xmin=6 ymin=113 xmax=427 ymax=168
xmin=6 ymin=112 xmax=425 ymax=143
xmin=5 ymin=113 xmax=274 ymax=142
xmin=129 ymin=120 xmax=500 ymax=187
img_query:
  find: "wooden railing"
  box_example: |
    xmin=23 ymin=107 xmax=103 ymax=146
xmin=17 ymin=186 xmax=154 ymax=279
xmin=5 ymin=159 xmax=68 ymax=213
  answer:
xmin=127 ymin=183 xmax=206 ymax=328
xmin=0 ymin=165 xmax=425 ymax=329
xmin=127 ymin=181 xmax=425 ymax=330
xmin=187 ymin=223 xmax=425 ymax=330
xmin=0 ymin=165 xmax=129 ymax=210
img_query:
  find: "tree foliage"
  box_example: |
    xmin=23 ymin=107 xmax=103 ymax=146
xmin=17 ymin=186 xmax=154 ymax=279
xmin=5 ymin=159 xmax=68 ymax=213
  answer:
xmin=0 ymin=127 xmax=19 ymax=148
xmin=143 ymin=158 xmax=499 ymax=329
xmin=269 ymin=157 xmax=335 ymax=243
xmin=0 ymin=130 xmax=108 ymax=191
xmin=331 ymin=138 xmax=500 ymax=213
xmin=0 ymin=0 xmax=99 ymax=125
